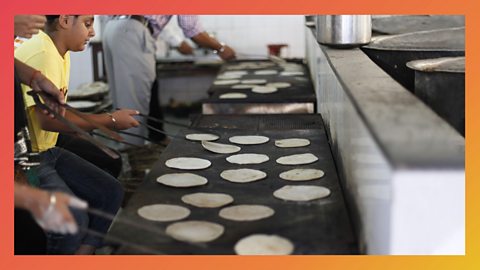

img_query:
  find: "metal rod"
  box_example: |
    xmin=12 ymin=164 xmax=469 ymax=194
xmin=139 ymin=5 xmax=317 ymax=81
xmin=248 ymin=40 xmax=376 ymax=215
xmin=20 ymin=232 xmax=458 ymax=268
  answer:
xmin=86 ymin=207 xmax=207 ymax=249
xmin=115 ymin=130 xmax=168 ymax=147
xmin=137 ymin=112 xmax=191 ymax=129
xmin=137 ymin=121 xmax=184 ymax=139
xmin=27 ymin=92 xmax=120 ymax=159
xmin=80 ymin=227 xmax=163 ymax=254
xmin=91 ymin=131 xmax=142 ymax=148
xmin=32 ymin=91 xmax=123 ymax=141
xmin=136 ymin=113 xmax=221 ymax=137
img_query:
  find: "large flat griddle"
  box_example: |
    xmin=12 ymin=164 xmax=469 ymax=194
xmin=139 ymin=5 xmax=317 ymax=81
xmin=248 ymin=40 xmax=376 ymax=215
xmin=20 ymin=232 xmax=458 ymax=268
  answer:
xmin=108 ymin=115 xmax=358 ymax=254
xmin=190 ymin=114 xmax=325 ymax=130
xmin=202 ymin=60 xmax=316 ymax=114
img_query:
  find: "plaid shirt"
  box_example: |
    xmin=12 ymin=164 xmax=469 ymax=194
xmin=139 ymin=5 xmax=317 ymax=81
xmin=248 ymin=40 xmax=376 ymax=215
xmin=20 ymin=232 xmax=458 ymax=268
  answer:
xmin=144 ymin=15 xmax=203 ymax=39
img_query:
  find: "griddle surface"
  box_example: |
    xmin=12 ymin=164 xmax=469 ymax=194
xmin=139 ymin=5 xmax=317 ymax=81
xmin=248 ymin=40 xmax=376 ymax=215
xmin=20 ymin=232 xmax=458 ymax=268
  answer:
xmin=108 ymin=120 xmax=357 ymax=254
xmin=206 ymin=61 xmax=315 ymax=103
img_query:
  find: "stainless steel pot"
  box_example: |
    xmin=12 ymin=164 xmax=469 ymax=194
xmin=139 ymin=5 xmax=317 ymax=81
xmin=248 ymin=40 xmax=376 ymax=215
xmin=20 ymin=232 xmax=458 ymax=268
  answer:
xmin=316 ymin=15 xmax=372 ymax=48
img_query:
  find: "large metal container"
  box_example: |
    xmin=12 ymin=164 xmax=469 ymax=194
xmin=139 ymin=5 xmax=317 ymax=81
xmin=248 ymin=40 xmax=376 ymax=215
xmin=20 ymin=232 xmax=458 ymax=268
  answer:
xmin=407 ymin=57 xmax=465 ymax=136
xmin=316 ymin=15 xmax=372 ymax=48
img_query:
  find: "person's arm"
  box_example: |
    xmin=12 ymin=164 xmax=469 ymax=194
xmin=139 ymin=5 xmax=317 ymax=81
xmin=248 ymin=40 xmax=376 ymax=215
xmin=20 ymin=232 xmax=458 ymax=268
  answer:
xmin=190 ymin=32 xmax=236 ymax=60
xmin=15 ymin=58 xmax=65 ymax=117
xmin=14 ymin=15 xmax=47 ymax=38
xmin=15 ymin=182 xmax=87 ymax=234
xmin=34 ymin=107 xmax=140 ymax=133
xmin=159 ymin=23 xmax=194 ymax=55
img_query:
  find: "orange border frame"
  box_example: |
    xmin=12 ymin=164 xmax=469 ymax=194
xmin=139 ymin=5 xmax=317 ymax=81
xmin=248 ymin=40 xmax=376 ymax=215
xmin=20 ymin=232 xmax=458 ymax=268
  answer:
xmin=1 ymin=1 xmax=478 ymax=269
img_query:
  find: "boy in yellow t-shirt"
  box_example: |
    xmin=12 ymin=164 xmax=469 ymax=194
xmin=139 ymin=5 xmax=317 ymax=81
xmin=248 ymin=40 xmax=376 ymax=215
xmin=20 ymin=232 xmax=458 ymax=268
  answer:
xmin=14 ymin=15 xmax=136 ymax=255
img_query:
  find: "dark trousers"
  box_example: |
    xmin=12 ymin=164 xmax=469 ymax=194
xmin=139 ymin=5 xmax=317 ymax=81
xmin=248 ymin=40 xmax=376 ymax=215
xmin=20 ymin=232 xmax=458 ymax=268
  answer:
xmin=56 ymin=134 xmax=123 ymax=178
xmin=148 ymin=78 xmax=165 ymax=142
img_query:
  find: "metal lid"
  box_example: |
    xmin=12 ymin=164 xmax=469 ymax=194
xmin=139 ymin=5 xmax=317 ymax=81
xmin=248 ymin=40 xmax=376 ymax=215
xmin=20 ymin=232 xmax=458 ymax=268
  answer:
xmin=406 ymin=57 xmax=465 ymax=73
xmin=372 ymin=15 xmax=464 ymax=35
xmin=364 ymin=27 xmax=465 ymax=51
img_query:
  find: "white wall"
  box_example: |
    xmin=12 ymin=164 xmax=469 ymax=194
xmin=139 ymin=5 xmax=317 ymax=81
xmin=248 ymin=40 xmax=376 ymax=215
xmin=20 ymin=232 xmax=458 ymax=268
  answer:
xmin=199 ymin=15 xmax=305 ymax=58
xmin=69 ymin=15 xmax=306 ymax=91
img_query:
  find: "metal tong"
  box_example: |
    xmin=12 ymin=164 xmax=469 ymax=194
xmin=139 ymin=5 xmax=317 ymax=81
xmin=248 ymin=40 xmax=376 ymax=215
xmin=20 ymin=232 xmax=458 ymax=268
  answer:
xmin=136 ymin=112 xmax=221 ymax=138
xmin=28 ymin=91 xmax=122 ymax=159
xmin=84 ymin=207 xmax=207 ymax=254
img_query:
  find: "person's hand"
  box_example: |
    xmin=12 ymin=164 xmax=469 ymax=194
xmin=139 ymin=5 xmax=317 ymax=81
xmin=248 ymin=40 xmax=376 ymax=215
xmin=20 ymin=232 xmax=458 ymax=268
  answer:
xmin=218 ymin=45 xmax=236 ymax=61
xmin=31 ymin=72 xmax=66 ymax=118
xmin=177 ymin=41 xmax=194 ymax=55
xmin=111 ymin=109 xmax=140 ymax=130
xmin=14 ymin=15 xmax=47 ymax=38
xmin=30 ymin=190 xmax=88 ymax=234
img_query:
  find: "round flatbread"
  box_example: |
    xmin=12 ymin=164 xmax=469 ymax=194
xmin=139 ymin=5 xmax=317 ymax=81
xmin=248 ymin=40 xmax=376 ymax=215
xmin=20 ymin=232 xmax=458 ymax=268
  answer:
xmin=220 ymin=169 xmax=267 ymax=183
xmin=241 ymin=79 xmax=267 ymax=85
xmin=266 ymin=82 xmax=291 ymax=89
xmin=254 ymin=70 xmax=278 ymax=75
xmin=273 ymin=185 xmax=331 ymax=201
xmin=181 ymin=192 xmax=234 ymax=208
xmin=219 ymin=205 xmax=274 ymax=221
xmin=219 ymin=92 xmax=248 ymax=99
xmin=251 ymin=86 xmax=278 ymax=94
xmin=166 ymin=221 xmax=224 ymax=243
xmin=137 ymin=204 xmax=190 ymax=222
xmin=279 ymin=169 xmax=325 ymax=181
xmin=226 ymin=153 xmax=269 ymax=165
xmin=231 ymin=84 xmax=257 ymax=89
xmin=234 ymin=234 xmax=294 ymax=255
xmin=201 ymin=141 xmax=241 ymax=154
xmin=223 ymin=71 xmax=248 ymax=76
xmin=217 ymin=74 xmax=243 ymax=80
xmin=165 ymin=157 xmax=211 ymax=170
xmin=213 ymin=79 xmax=240 ymax=85
xmin=157 ymin=173 xmax=208 ymax=187
xmin=229 ymin=135 xmax=270 ymax=145
xmin=275 ymin=138 xmax=311 ymax=148
xmin=280 ymin=71 xmax=304 ymax=76
xmin=276 ymin=153 xmax=318 ymax=165
xmin=185 ymin=133 xmax=219 ymax=142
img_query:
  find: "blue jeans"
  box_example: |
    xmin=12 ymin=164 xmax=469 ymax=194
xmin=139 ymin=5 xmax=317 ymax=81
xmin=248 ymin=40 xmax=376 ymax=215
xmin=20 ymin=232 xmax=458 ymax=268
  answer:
xmin=36 ymin=147 xmax=124 ymax=254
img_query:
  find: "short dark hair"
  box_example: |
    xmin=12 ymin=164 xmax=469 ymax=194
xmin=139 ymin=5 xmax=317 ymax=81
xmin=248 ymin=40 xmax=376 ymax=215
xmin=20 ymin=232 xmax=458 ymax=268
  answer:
xmin=46 ymin=15 xmax=60 ymax=22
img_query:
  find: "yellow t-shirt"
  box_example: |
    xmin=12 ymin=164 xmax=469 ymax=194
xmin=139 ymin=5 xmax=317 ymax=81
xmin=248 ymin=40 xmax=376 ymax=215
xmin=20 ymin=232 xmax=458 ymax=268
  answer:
xmin=15 ymin=31 xmax=70 ymax=152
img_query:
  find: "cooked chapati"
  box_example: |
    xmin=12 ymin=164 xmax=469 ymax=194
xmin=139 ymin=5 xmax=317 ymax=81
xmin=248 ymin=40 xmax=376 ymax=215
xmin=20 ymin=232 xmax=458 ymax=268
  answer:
xmin=181 ymin=192 xmax=234 ymax=208
xmin=201 ymin=141 xmax=241 ymax=154
xmin=219 ymin=92 xmax=248 ymax=99
xmin=254 ymin=70 xmax=278 ymax=75
xmin=220 ymin=168 xmax=267 ymax=183
xmin=241 ymin=79 xmax=267 ymax=84
xmin=251 ymin=86 xmax=278 ymax=94
xmin=166 ymin=221 xmax=224 ymax=243
xmin=137 ymin=204 xmax=190 ymax=222
xmin=234 ymin=234 xmax=294 ymax=255
xmin=279 ymin=169 xmax=325 ymax=181
xmin=185 ymin=133 xmax=219 ymax=142
xmin=165 ymin=157 xmax=211 ymax=170
xmin=276 ymin=153 xmax=318 ymax=165
xmin=226 ymin=153 xmax=269 ymax=165
xmin=229 ymin=135 xmax=270 ymax=145
xmin=231 ymin=84 xmax=257 ymax=89
xmin=219 ymin=205 xmax=274 ymax=221
xmin=275 ymin=138 xmax=310 ymax=148
xmin=156 ymin=173 xmax=208 ymax=187
xmin=213 ymin=79 xmax=240 ymax=85
xmin=273 ymin=185 xmax=331 ymax=201
xmin=266 ymin=82 xmax=291 ymax=88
